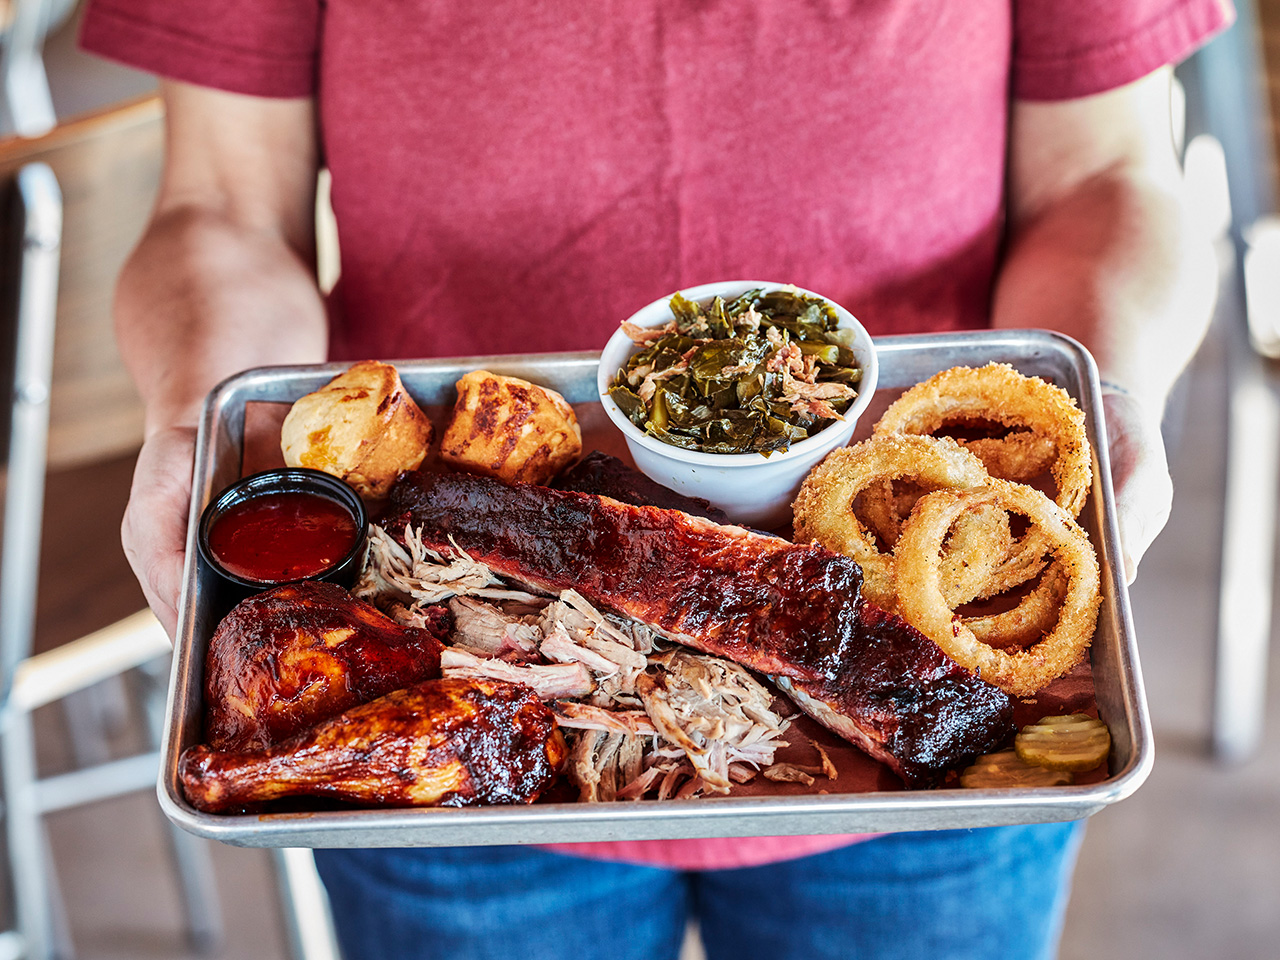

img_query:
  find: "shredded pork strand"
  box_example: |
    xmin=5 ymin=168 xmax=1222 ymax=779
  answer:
xmin=568 ymin=731 xmax=605 ymax=802
xmin=762 ymin=763 xmax=818 ymax=786
xmin=382 ymin=601 xmax=437 ymax=631
xmin=735 ymin=303 xmax=763 ymax=335
xmin=813 ymin=743 xmax=839 ymax=781
xmin=553 ymin=702 xmax=657 ymax=736
xmin=537 ymin=591 xmax=651 ymax=706
xmin=566 ymin=729 xmax=654 ymax=802
xmin=615 ymin=765 xmax=664 ymax=801
xmin=779 ymin=371 xmax=856 ymax=420
xmin=448 ymin=596 xmax=541 ymax=660
xmin=634 ymin=347 xmax=698 ymax=405
xmin=621 ymin=318 xmax=678 ymax=345
xmin=758 ymin=332 xmax=857 ymax=421
xmin=440 ymin=648 xmax=593 ymax=699
xmin=559 ymin=590 xmax=656 ymax=655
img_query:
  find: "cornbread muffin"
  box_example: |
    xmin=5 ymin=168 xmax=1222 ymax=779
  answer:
xmin=440 ymin=370 xmax=581 ymax=484
xmin=281 ymin=360 xmax=433 ymax=499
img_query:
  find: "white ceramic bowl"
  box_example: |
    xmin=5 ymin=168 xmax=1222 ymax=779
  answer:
xmin=598 ymin=280 xmax=878 ymax=529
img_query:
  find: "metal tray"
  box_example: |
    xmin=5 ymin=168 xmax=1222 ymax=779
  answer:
xmin=159 ymin=330 xmax=1153 ymax=848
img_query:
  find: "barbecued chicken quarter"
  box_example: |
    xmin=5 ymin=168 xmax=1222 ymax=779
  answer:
xmin=204 ymin=581 xmax=449 ymax=751
xmin=386 ymin=472 xmax=1015 ymax=788
xmin=181 ymin=678 xmax=566 ymax=812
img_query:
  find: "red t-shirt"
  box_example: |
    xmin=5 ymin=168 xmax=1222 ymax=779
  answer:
xmin=81 ymin=0 xmax=1229 ymax=869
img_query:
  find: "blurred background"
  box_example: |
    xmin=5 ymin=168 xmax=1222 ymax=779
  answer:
xmin=1 ymin=1 xmax=1279 ymax=959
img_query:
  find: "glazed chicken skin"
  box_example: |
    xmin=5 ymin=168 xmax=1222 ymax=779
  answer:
xmin=205 ymin=581 xmax=449 ymax=751
xmin=181 ymin=678 xmax=567 ymax=812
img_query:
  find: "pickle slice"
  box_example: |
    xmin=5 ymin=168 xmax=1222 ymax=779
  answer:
xmin=959 ymin=750 xmax=1074 ymax=788
xmin=1015 ymin=713 xmax=1111 ymax=772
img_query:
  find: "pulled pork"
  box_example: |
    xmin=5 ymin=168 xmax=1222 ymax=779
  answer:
xmin=358 ymin=523 xmax=792 ymax=802
xmin=635 ymin=650 xmax=791 ymax=793
xmin=355 ymin=523 xmax=543 ymax=610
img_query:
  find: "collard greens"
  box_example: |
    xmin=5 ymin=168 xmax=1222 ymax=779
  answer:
xmin=609 ymin=289 xmax=862 ymax=455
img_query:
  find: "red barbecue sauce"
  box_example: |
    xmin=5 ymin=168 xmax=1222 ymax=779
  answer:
xmin=208 ymin=491 xmax=358 ymax=582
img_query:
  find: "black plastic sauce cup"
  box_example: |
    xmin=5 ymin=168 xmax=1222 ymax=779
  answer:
xmin=197 ymin=467 xmax=368 ymax=594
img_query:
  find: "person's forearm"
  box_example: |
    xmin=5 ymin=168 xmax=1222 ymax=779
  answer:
xmin=991 ymin=165 xmax=1217 ymax=413
xmin=116 ymin=203 xmax=328 ymax=435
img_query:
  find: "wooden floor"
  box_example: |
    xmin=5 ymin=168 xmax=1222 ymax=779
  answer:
xmin=12 ymin=299 xmax=1280 ymax=959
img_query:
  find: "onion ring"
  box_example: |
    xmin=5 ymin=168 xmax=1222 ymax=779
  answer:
xmin=964 ymin=562 xmax=1070 ymax=651
xmin=792 ymin=435 xmax=990 ymax=609
xmin=962 ymin=430 xmax=1058 ymax=483
xmin=855 ymin=479 xmax=909 ymax=546
xmin=874 ymin=363 xmax=1092 ymax=517
xmin=894 ymin=481 xmax=1100 ymax=697
xmin=939 ymin=502 xmax=1014 ymax=608
xmin=875 ymin=363 xmax=1092 ymax=599
xmin=853 ymin=482 xmax=1013 ymax=607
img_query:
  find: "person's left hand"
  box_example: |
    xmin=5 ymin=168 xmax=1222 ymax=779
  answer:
xmin=1099 ymin=388 xmax=1172 ymax=583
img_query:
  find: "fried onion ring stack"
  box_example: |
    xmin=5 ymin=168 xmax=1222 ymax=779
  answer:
xmin=791 ymin=363 xmax=1102 ymax=697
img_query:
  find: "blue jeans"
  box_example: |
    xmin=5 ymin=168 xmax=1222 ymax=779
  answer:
xmin=314 ymin=822 xmax=1084 ymax=960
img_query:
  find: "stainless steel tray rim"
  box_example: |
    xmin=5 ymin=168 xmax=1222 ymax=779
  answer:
xmin=162 ymin=331 xmax=1152 ymax=847
xmin=160 ymin=777 xmax=1134 ymax=848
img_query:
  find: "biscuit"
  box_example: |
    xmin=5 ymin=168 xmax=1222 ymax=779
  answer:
xmin=440 ymin=370 xmax=582 ymax=484
xmin=281 ymin=360 xmax=433 ymax=499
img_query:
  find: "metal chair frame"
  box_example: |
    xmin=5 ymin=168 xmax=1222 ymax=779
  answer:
xmin=0 ymin=161 xmax=225 ymax=960
xmin=0 ymin=0 xmax=58 ymax=138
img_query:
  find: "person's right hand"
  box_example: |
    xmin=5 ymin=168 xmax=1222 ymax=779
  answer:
xmin=1100 ymin=388 xmax=1172 ymax=585
xmin=122 ymin=425 xmax=199 ymax=640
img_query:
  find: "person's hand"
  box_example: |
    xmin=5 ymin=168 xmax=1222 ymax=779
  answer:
xmin=122 ymin=425 xmax=199 ymax=639
xmin=1100 ymin=388 xmax=1172 ymax=584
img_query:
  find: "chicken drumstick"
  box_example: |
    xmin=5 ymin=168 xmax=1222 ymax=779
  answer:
xmin=182 ymin=678 xmax=566 ymax=812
